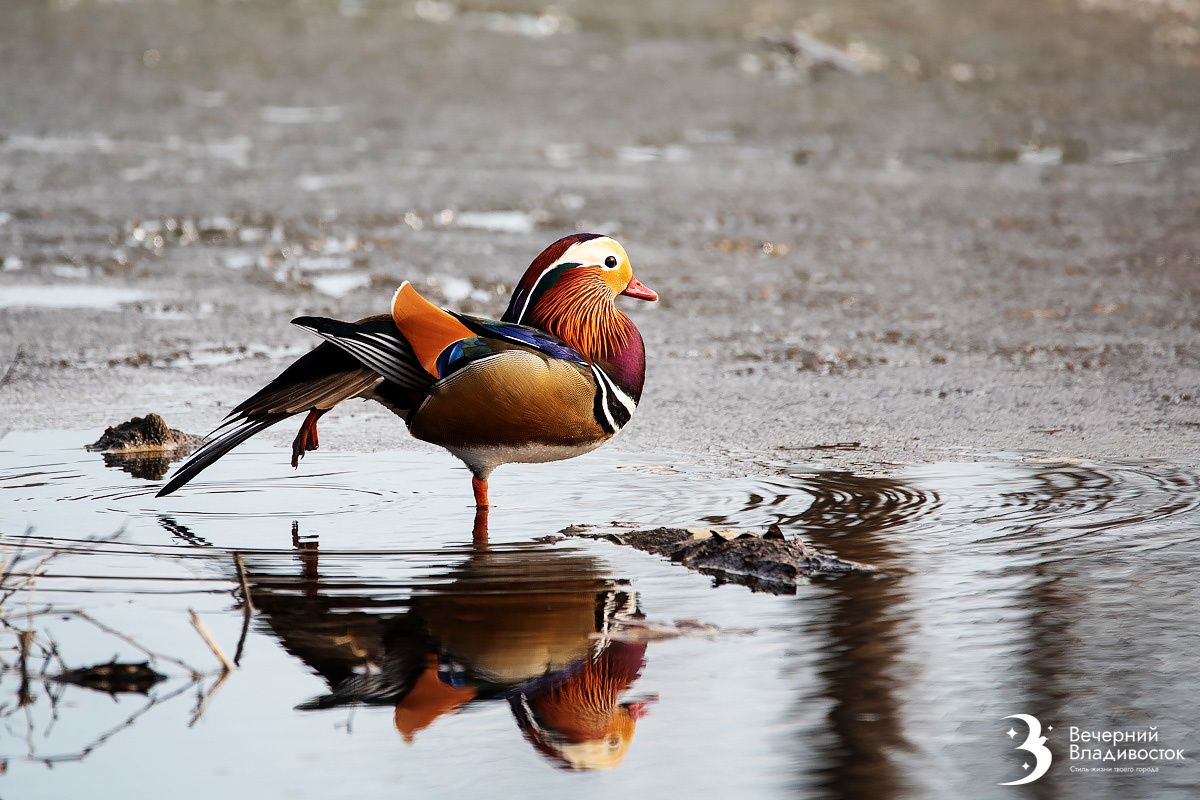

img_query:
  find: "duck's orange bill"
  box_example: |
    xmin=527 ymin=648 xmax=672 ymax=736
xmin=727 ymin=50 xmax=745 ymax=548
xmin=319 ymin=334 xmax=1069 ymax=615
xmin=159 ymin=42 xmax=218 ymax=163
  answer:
xmin=621 ymin=275 xmax=658 ymax=301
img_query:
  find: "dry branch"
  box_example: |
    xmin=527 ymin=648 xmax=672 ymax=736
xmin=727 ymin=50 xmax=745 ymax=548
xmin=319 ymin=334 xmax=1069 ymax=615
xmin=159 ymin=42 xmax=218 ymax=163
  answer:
xmin=188 ymin=610 xmax=234 ymax=673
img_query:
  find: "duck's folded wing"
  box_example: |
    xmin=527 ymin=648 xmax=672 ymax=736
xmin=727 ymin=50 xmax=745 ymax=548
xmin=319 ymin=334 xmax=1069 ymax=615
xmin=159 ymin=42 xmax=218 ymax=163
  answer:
xmin=291 ymin=315 xmax=432 ymax=391
xmin=451 ymin=313 xmax=586 ymax=365
xmin=309 ymin=282 xmax=588 ymax=383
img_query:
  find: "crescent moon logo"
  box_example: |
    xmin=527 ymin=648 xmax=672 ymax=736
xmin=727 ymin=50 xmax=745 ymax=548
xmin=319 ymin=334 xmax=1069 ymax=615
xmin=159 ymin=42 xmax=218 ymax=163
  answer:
xmin=1000 ymin=714 xmax=1053 ymax=785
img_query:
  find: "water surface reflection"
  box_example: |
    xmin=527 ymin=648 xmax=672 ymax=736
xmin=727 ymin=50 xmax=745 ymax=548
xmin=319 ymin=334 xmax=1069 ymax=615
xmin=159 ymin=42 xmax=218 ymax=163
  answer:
xmin=248 ymin=542 xmax=651 ymax=770
xmin=2 ymin=437 xmax=1199 ymax=798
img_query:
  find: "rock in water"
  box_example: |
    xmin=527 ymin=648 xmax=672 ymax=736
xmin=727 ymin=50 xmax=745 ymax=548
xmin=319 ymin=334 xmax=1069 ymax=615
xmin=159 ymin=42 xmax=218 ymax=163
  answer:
xmin=87 ymin=413 xmax=199 ymax=453
xmin=562 ymin=525 xmax=869 ymax=594
xmin=52 ymin=660 xmax=167 ymax=694
xmin=87 ymin=413 xmax=200 ymax=480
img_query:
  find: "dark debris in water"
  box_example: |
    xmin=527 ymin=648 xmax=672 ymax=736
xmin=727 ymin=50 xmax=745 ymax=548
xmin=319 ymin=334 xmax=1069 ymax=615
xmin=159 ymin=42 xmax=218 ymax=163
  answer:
xmin=87 ymin=413 xmax=199 ymax=454
xmin=563 ymin=525 xmax=869 ymax=594
xmin=87 ymin=413 xmax=200 ymax=480
xmin=51 ymin=660 xmax=167 ymax=695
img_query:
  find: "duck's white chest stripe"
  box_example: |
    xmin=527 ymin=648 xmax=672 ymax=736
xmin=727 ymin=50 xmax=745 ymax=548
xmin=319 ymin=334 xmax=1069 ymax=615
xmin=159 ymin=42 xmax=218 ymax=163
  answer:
xmin=590 ymin=364 xmax=636 ymax=434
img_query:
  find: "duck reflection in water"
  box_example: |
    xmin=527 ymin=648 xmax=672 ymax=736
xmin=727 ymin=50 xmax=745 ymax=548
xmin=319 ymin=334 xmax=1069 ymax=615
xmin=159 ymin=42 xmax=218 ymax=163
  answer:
xmin=247 ymin=541 xmax=654 ymax=771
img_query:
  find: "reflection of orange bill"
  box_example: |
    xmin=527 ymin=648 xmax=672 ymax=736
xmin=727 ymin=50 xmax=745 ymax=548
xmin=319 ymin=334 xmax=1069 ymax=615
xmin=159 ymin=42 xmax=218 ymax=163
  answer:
xmin=622 ymin=694 xmax=659 ymax=720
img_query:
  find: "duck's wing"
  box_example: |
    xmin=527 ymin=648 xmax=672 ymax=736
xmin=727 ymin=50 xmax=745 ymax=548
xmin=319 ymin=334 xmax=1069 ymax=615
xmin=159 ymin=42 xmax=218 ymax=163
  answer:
xmin=157 ymin=344 xmax=379 ymax=497
xmin=290 ymin=314 xmax=435 ymax=392
xmin=450 ymin=313 xmax=587 ymax=365
xmin=296 ymin=282 xmax=591 ymax=382
xmin=301 ymin=312 xmax=597 ymax=411
xmin=390 ymin=281 xmax=480 ymax=377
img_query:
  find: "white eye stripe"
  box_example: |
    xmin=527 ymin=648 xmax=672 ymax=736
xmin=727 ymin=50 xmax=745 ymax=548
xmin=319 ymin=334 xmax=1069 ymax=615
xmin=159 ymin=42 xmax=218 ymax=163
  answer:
xmin=512 ymin=262 xmax=561 ymax=324
xmin=512 ymin=236 xmax=625 ymax=321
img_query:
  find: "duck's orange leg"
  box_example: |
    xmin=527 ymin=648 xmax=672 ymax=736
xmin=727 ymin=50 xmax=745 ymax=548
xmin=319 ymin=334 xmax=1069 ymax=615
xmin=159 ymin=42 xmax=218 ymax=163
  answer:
xmin=471 ymin=477 xmax=490 ymax=546
xmin=291 ymin=409 xmax=326 ymax=468
xmin=471 ymin=477 xmax=489 ymax=508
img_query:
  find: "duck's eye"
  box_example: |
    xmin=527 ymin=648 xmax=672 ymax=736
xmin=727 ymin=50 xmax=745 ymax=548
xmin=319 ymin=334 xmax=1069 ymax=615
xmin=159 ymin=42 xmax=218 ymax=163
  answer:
xmin=604 ymin=256 xmax=619 ymax=269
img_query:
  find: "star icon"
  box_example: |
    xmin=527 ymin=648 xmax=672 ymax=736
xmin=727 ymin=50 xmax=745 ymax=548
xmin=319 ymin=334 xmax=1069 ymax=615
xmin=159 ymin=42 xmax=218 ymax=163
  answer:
xmin=1007 ymin=728 xmax=1018 ymax=739
xmin=1022 ymin=763 xmax=1030 ymax=771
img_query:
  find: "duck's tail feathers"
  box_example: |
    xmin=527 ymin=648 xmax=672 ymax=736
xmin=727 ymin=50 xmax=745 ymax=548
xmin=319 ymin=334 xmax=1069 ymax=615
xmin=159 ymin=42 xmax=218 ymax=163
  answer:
xmin=292 ymin=315 xmax=434 ymax=391
xmin=157 ymin=326 xmax=391 ymax=498
xmin=156 ymin=416 xmax=284 ymax=497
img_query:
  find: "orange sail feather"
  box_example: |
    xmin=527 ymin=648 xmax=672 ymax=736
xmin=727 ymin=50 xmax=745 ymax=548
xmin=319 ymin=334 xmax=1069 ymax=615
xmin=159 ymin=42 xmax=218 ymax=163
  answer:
xmin=391 ymin=281 xmax=474 ymax=378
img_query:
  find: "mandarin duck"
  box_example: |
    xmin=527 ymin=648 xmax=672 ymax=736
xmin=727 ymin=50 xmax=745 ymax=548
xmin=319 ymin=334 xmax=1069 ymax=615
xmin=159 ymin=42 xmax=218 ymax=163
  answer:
xmin=157 ymin=233 xmax=656 ymax=536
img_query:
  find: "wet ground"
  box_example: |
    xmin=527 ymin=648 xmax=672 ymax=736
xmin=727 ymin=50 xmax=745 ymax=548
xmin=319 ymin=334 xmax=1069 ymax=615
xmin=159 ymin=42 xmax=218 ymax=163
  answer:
xmin=1 ymin=434 xmax=1199 ymax=797
xmin=1 ymin=0 xmax=1199 ymax=797
xmin=0 ymin=0 xmax=1197 ymax=464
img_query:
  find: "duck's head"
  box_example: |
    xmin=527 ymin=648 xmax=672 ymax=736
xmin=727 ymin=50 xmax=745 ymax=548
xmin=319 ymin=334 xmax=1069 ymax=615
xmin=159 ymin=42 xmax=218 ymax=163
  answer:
xmin=502 ymin=234 xmax=656 ymax=357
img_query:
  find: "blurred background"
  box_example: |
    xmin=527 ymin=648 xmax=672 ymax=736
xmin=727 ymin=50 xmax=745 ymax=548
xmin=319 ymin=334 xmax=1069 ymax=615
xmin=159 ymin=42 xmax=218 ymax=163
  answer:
xmin=1 ymin=0 xmax=1197 ymax=462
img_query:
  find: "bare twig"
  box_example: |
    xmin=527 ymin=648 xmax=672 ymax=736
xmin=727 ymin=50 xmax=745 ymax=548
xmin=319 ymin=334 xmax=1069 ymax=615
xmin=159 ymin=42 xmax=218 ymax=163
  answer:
xmin=232 ymin=552 xmax=254 ymax=612
xmin=71 ymin=611 xmax=201 ymax=675
xmin=233 ymin=610 xmax=251 ymax=667
xmin=232 ymin=553 xmax=254 ymax=666
xmin=188 ymin=610 xmax=234 ymax=673
xmin=15 ymin=678 xmax=198 ymax=765
xmin=16 ymin=630 xmax=34 ymax=708
xmin=0 ymin=549 xmax=60 ymax=607
xmin=187 ymin=670 xmax=230 ymax=728
xmin=41 ymin=679 xmax=64 ymax=738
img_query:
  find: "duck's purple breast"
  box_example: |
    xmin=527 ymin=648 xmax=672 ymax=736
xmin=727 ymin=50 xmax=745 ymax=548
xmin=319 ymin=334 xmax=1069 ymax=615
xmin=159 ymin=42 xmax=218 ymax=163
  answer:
xmin=600 ymin=323 xmax=646 ymax=402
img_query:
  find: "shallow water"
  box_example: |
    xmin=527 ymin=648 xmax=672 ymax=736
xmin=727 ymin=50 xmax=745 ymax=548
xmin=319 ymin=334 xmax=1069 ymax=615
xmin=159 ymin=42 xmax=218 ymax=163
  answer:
xmin=1 ymin=431 xmax=1198 ymax=798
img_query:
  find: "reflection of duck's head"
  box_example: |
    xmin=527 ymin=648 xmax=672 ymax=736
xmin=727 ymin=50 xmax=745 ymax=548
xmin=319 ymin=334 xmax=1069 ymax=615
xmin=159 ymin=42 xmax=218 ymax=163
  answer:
xmin=511 ymin=639 xmax=649 ymax=771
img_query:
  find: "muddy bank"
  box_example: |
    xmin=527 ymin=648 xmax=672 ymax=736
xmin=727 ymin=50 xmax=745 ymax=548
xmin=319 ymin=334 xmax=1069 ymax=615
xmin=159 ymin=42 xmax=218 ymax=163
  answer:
xmin=563 ymin=525 xmax=869 ymax=593
xmin=0 ymin=0 xmax=1197 ymax=472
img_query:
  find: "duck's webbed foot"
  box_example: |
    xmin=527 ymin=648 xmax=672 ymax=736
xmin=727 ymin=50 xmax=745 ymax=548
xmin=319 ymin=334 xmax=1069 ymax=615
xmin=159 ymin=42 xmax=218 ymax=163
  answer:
xmin=291 ymin=409 xmax=326 ymax=468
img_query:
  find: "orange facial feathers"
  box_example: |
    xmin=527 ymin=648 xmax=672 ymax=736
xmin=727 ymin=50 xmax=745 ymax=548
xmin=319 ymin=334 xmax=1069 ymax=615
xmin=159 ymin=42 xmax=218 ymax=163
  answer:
xmin=526 ymin=269 xmax=633 ymax=360
xmin=391 ymin=281 xmax=474 ymax=378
